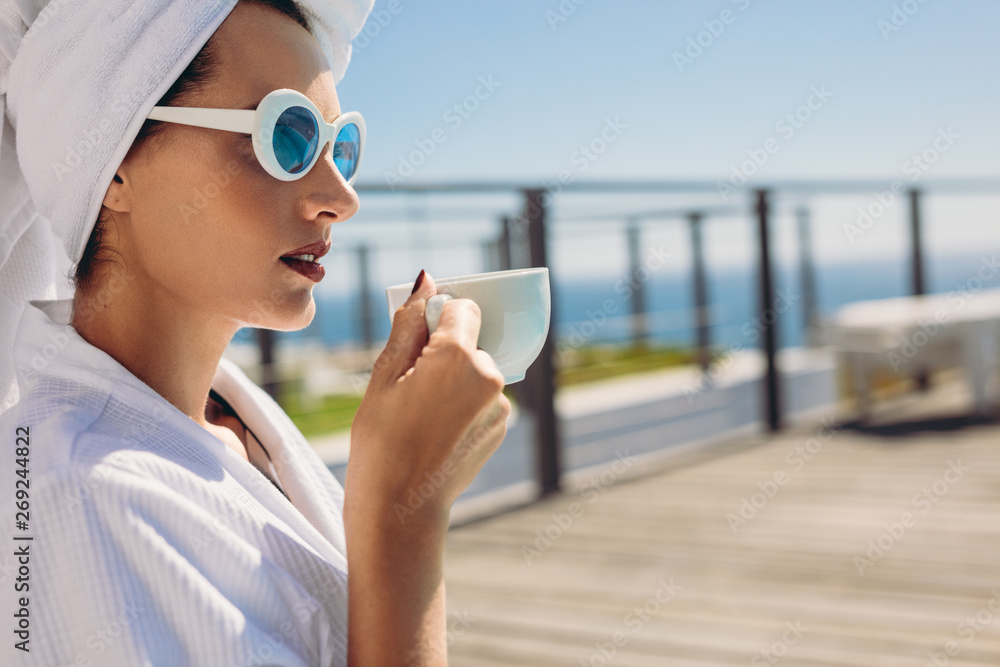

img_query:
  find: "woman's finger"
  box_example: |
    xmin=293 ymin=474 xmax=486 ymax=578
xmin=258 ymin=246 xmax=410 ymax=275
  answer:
xmin=431 ymin=297 xmax=482 ymax=352
xmin=369 ymin=270 xmax=437 ymax=389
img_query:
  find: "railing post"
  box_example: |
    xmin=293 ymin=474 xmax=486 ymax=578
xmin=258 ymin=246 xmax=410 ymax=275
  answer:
xmin=356 ymin=244 xmax=374 ymax=349
xmin=688 ymin=212 xmax=711 ymax=372
xmin=755 ymin=189 xmax=781 ymax=432
xmin=499 ymin=215 xmax=513 ymax=271
xmin=256 ymin=328 xmax=280 ymax=402
xmin=521 ymin=188 xmax=562 ymax=497
xmin=909 ymin=189 xmax=927 ymax=297
xmin=796 ymin=206 xmax=819 ymax=346
xmin=908 ymin=188 xmax=930 ymax=390
xmin=625 ymin=218 xmax=649 ymax=349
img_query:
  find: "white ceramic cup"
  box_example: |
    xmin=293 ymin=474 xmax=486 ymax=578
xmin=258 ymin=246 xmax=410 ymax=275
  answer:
xmin=385 ymin=267 xmax=551 ymax=384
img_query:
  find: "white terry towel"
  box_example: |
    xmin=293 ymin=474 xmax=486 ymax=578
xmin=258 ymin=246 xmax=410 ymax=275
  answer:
xmin=0 ymin=0 xmax=374 ymax=411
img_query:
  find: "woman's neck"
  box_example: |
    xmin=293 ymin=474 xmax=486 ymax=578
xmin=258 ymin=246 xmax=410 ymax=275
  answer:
xmin=71 ymin=269 xmax=241 ymax=427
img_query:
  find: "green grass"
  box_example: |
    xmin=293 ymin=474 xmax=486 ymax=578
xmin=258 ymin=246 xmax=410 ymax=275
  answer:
xmin=555 ymin=343 xmax=696 ymax=387
xmin=282 ymin=341 xmax=697 ymax=438
xmin=281 ymin=391 xmax=364 ymax=437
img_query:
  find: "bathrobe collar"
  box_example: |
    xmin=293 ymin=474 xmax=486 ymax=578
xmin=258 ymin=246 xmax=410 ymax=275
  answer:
xmin=14 ymin=298 xmax=348 ymax=571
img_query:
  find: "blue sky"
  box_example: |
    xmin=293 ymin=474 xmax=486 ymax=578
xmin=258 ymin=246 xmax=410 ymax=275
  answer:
xmin=337 ymin=0 xmax=1000 ymax=181
xmin=317 ymin=0 xmax=1000 ymax=293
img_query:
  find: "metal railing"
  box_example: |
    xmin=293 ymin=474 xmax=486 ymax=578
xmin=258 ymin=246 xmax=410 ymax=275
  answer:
xmin=251 ymin=177 xmax=1000 ymax=500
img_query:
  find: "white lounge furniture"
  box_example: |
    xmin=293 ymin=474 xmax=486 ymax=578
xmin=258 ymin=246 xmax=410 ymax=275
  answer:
xmin=823 ymin=289 xmax=1000 ymax=416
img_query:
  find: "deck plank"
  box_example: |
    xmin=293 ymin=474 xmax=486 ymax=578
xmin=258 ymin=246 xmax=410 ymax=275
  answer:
xmin=444 ymin=409 xmax=1000 ymax=665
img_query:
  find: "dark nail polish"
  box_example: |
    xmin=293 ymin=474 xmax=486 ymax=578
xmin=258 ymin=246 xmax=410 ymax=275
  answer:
xmin=410 ymin=269 xmax=426 ymax=295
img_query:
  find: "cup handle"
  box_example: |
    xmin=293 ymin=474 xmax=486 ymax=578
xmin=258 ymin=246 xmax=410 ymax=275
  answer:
xmin=425 ymin=293 xmax=454 ymax=335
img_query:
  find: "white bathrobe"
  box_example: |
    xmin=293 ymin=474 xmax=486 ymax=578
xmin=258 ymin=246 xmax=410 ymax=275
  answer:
xmin=0 ymin=299 xmax=352 ymax=666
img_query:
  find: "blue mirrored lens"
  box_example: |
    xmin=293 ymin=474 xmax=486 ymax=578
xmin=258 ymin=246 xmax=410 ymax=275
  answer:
xmin=333 ymin=123 xmax=360 ymax=181
xmin=273 ymin=106 xmax=318 ymax=174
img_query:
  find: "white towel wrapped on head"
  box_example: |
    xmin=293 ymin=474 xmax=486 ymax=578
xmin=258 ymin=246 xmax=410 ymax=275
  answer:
xmin=0 ymin=0 xmax=374 ymax=410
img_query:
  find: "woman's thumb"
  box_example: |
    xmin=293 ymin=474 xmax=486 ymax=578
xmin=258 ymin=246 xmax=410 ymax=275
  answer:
xmin=370 ymin=269 xmax=436 ymax=387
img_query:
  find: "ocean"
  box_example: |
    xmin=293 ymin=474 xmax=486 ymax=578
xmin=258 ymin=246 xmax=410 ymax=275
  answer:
xmin=237 ymin=252 xmax=1000 ymax=353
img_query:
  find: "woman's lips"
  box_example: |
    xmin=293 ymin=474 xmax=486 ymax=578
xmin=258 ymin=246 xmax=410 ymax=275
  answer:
xmin=280 ymin=257 xmax=325 ymax=283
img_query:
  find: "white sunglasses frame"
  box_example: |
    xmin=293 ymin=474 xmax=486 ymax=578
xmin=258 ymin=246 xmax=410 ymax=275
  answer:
xmin=146 ymin=88 xmax=365 ymax=184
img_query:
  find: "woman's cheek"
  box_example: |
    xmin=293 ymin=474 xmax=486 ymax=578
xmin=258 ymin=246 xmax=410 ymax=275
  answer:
xmin=234 ymin=136 xmax=270 ymax=179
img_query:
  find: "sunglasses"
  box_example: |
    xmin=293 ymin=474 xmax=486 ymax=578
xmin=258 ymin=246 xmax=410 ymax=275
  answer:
xmin=146 ymin=88 xmax=365 ymax=184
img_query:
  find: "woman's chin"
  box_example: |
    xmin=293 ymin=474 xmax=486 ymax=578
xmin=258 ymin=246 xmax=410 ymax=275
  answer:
xmin=246 ymin=292 xmax=317 ymax=332
xmin=279 ymin=298 xmax=316 ymax=332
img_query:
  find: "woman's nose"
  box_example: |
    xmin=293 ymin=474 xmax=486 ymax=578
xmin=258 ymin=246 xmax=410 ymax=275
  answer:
xmin=299 ymin=142 xmax=360 ymax=222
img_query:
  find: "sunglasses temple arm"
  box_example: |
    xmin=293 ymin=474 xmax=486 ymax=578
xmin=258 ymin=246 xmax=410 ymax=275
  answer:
xmin=146 ymin=107 xmax=255 ymax=134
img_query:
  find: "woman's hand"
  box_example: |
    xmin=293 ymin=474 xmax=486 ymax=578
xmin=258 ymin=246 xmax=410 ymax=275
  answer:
xmin=348 ymin=270 xmax=510 ymax=521
xmin=344 ymin=270 xmax=511 ymax=666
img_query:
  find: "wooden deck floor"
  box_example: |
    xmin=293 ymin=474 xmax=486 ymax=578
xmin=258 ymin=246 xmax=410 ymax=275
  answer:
xmin=442 ymin=392 xmax=1000 ymax=666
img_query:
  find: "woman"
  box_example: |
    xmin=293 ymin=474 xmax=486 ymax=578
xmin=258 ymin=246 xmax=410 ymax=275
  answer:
xmin=0 ymin=0 xmax=509 ymax=664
